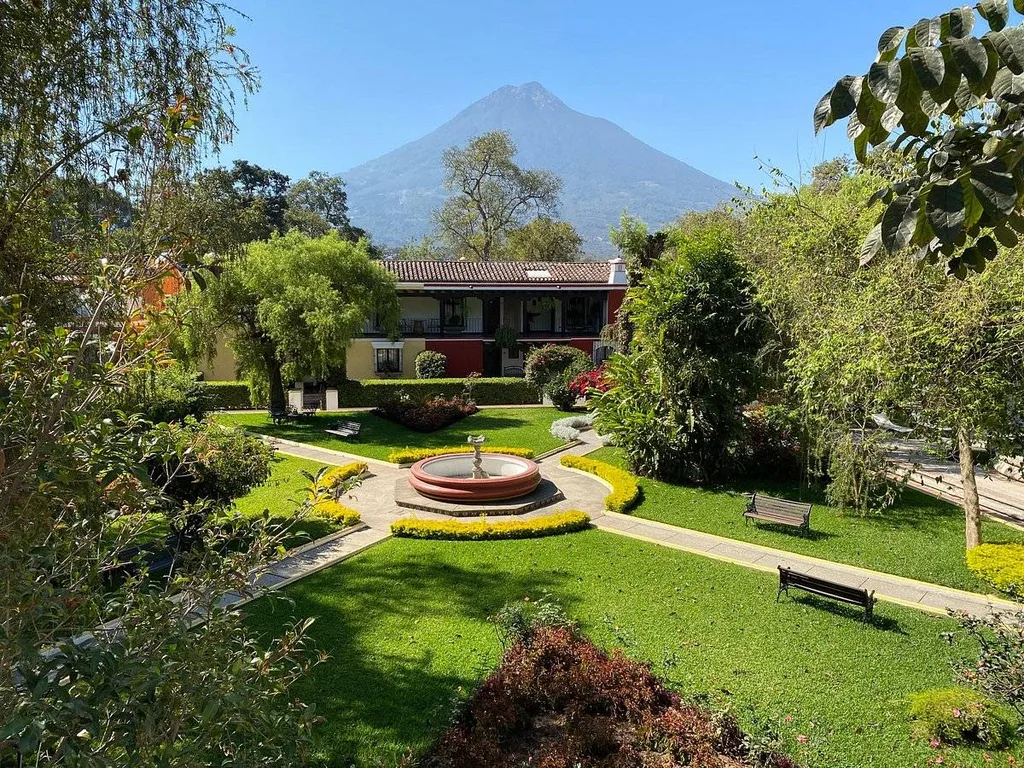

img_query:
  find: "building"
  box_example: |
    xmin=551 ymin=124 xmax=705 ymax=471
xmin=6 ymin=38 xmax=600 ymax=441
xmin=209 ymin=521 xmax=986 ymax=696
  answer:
xmin=347 ymin=258 xmax=628 ymax=379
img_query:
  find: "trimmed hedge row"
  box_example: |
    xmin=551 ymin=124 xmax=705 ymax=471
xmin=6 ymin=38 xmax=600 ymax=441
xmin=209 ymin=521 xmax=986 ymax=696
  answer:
xmin=309 ymin=499 xmax=361 ymax=528
xmin=336 ymin=377 xmax=541 ymax=406
xmin=206 ymin=381 xmax=254 ymax=410
xmin=966 ymin=543 xmax=1024 ymax=595
xmin=318 ymin=462 xmax=369 ymax=491
xmin=388 ymin=445 xmax=535 ymax=465
xmin=390 ymin=510 xmax=590 ymax=541
xmin=560 ymin=455 xmax=640 ymax=514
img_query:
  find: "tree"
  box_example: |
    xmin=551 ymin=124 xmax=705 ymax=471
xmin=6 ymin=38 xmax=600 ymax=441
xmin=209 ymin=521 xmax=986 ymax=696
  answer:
xmin=285 ymin=170 xmax=351 ymax=238
xmin=595 ymin=222 xmax=767 ymax=483
xmin=504 ymin=216 xmax=584 ymax=261
xmin=228 ymin=160 xmax=291 ymax=237
xmin=177 ymin=232 xmax=400 ymax=411
xmin=397 ymin=234 xmax=447 ymax=260
xmin=608 ymin=214 xmax=669 ymax=351
xmin=814 ymin=2 xmax=1024 ymax=275
xmin=435 ymin=131 xmax=562 ymax=261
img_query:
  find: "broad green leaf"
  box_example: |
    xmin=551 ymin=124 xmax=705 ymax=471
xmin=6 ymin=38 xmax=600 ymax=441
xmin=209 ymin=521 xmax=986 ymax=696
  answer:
xmin=856 ymin=87 xmax=887 ymax=133
xmin=960 ymin=246 xmax=986 ymax=272
xmin=950 ymin=36 xmax=990 ymax=84
xmin=829 ymin=76 xmax=861 ymax=122
xmin=868 ymin=61 xmax=902 ymax=103
xmin=970 ymin=158 xmax=1018 ymax=216
xmin=909 ymin=47 xmax=946 ymax=91
xmin=813 ymin=88 xmax=834 ymax=133
xmin=853 ymin=125 xmax=870 ymax=163
xmin=976 ymin=233 xmax=999 ymax=259
xmin=881 ymin=194 xmax=920 ymax=252
xmin=847 ymin=112 xmax=865 ymax=142
xmin=931 ymin=46 xmax=964 ymax=105
xmin=913 ymin=17 xmax=942 ymax=48
xmin=941 ymin=7 xmax=974 ymax=39
xmin=948 ymin=257 xmax=970 ymax=279
xmin=926 ymin=179 xmax=967 ymax=242
xmin=878 ymin=26 xmax=908 ymax=58
xmin=978 ymin=0 xmax=1009 ymax=32
xmin=860 ymin=222 xmax=884 ymax=266
xmin=987 ymin=28 xmax=1024 ymax=74
xmin=881 ymin=103 xmax=903 ymax=132
xmin=961 ymin=175 xmax=985 ymax=228
xmin=920 ymin=90 xmax=945 ymax=118
xmin=994 ymin=224 xmax=1019 ymax=246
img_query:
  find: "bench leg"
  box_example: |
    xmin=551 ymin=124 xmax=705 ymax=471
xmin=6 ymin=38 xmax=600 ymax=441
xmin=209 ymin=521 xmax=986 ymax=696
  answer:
xmin=776 ymin=584 xmax=786 ymax=604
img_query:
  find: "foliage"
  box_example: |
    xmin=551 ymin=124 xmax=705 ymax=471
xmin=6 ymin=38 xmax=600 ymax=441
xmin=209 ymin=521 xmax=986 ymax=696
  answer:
xmin=545 ymin=359 xmax=590 ymax=411
xmin=315 ymin=462 xmax=369 ymax=493
xmin=560 ymin=454 xmax=640 ymax=513
xmin=493 ymin=324 xmax=519 ymax=351
xmin=171 ymin=231 xmax=400 ymax=411
xmin=396 ymin=234 xmax=447 ymax=260
xmin=596 ymin=223 xmax=766 ymax=483
xmin=309 ymin=499 xmax=362 ymax=528
xmin=815 ymin=2 xmax=1024 ymax=275
xmin=414 ymin=350 xmax=448 ymax=379
xmin=434 ymin=131 xmax=563 ymax=261
xmin=569 ymin=364 xmax=611 ymax=400
xmin=549 ymin=413 xmax=596 ymax=442
xmin=119 ymin=363 xmax=213 ymax=424
xmin=967 ymin=543 xmax=1024 ymax=595
xmin=736 ymin=404 xmax=803 ymax=482
xmin=285 ymin=170 xmax=349 ymax=237
xmin=205 ymin=380 xmax=254 ymax=409
xmin=823 ymin=429 xmax=898 ymax=513
xmin=390 ymin=510 xmax=591 ymax=541
xmin=524 ymin=343 xmax=590 ymax=389
xmin=956 ymin=608 xmax=1024 ymax=722
xmin=388 ymin=445 xmax=535 ymax=464
xmin=503 ymin=216 xmax=584 ymax=261
xmin=909 ymin=688 xmax=1016 ymax=748
xmin=424 ymin=623 xmax=797 ymax=768
xmin=373 ymin=393 xmax=478 ymax=433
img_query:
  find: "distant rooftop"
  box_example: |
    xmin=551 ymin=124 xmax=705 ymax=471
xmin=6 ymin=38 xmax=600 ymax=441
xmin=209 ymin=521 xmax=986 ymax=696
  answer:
xmin=381 ymin=260 xmax=623 ymax=286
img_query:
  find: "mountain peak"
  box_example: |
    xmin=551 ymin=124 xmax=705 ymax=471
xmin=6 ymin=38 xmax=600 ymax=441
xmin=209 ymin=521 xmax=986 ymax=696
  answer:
xmin=480 ymin=82 xmax=565 ymax=111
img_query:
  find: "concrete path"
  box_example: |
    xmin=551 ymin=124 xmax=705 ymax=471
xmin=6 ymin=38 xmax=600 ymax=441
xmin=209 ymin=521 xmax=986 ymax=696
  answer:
xmin=593 ymin=512 xmax=1019 ymax=618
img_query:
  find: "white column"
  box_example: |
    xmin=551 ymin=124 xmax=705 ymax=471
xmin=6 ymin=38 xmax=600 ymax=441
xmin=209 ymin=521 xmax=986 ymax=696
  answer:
xmin=325 ymin=388 xmax=339 ymax=411
xmin=287 ymin=389 xmax=303 ymax=411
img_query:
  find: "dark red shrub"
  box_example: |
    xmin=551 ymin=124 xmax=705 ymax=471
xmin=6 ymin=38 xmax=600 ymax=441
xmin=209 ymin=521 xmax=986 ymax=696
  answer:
xmin=569 ymin=365 xmax=611 ymax=400
xmin=373 ymin=394 xmax=478 ymax=432
xmin=421 ymin=626 xmax=797 ymax=767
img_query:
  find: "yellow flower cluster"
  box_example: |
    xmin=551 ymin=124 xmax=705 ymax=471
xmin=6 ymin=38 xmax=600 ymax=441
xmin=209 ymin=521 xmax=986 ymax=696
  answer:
xmin=387 ymin=445 xmax=534 ymax=464
xmin=310 ymin=499 xmax=361 ymax=528
xmin=390 ymin=510 xmax=590 ymax=541
xmin=559 ymin=455 xmax=640 ymax=513
xmin=966 ymin=543 xmax=1024 ymax=595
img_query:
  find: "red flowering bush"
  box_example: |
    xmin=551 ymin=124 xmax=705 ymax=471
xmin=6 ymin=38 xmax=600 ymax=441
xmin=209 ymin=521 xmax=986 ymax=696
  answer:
xmin=569 ymin=365 xmax=611 ymax=400
xmin=373 ymin=393 xmax=477 ymax=432
xmin=424 ymin=625 xmax=797 ymax=768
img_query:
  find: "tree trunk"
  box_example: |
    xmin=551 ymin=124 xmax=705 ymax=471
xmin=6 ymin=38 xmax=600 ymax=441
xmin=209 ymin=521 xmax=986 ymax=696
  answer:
xmin=266 ymin=355 xmax=286 ymax=412
xmin=958 ymin=426 xmax=982 ymax=551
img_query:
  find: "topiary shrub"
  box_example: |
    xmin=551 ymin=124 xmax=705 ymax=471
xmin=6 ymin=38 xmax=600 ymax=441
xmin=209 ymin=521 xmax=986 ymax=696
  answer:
xmin=310 ymin=462 xmax=368 ymax=497
xmin=524 ymin=344 xmax=590 ymax=389
xmin=309 ymin=499 xmax=361 ymax=528
xmin=966 ymin=543 xmax=1024 ymax=596
xmin=373 ymin=393 xmax=478 ymax=432
xmin=560 ymin=454 xmax=640 ymax=513
xmin=415 ymin=350 xmax=448 ymax=379
xmin=390 ymin=510 xmax=590 ymax=541
xmin=206 ymin=381 xmax=255 ymax=409
xmin=908 ymin=688 xmax=1016 ymax=748
xmin=545 ymin=360 xmax=590 ymax=411
xmin=333 ymin=378 xmax=541 ymax=406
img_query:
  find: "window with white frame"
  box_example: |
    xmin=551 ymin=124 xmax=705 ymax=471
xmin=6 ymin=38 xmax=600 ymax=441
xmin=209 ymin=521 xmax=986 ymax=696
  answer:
xmin=375 ymin=347 xmax=402 ymax=374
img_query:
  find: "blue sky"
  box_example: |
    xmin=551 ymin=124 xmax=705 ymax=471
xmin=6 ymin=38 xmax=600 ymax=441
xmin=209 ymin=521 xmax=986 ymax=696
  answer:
xmin=223 ymin=0 xmax=945 ymax=191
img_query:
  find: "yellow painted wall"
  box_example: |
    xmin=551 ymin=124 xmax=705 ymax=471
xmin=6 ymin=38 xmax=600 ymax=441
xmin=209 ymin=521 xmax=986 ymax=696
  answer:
xmin=199 ymin=333 xmax=237 ymax=381
xmin=347 ymin=338 xmax=425 ymax=380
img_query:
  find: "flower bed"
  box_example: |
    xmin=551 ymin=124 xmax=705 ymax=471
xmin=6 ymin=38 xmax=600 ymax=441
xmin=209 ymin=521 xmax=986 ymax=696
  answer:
xmin=387 ymin=445 xmax=535 ymax=465
xmin=319 ymin=462 xmax=368 ymax=490
xmin=966 ymin=542 xmax=1024 ymax=595
xmin=390 ymin=510 xmax=590 ymax=541
xmin=373 ymin=395 xmax=477 ymax=433
xmin=423 ymin=624 xmax=796 ymax=767
xmin=560 ymin=454 xmax=640 ymax=513
xmin=309 ymin=499 xmax=361 ymax=528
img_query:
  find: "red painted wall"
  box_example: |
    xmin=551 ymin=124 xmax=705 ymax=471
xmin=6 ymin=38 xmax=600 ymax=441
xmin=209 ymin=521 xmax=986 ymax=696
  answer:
xmin=607 ymin=289 xmax=625 ymax=324
xmin=565 ymin=339 xmax=595 ymax=356
xmin=425 ymin=339 xmax=484 ymax=377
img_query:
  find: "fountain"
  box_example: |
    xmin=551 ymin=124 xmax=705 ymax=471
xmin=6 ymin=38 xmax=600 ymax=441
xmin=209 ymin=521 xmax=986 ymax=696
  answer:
xmin=407 ymin=435 xmax=542 ymax=503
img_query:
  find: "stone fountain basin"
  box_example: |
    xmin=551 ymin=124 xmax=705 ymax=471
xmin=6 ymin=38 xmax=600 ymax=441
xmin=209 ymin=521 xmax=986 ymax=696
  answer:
xmin=409 ymin=454 xmax=541 ymax=502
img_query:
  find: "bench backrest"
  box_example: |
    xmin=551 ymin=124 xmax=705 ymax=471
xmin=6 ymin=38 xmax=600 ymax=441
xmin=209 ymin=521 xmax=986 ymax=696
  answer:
xmin=779 ymin=567 xmax=870 ymax=605
xmin=751 ymin=494 xmax=811 ymax=518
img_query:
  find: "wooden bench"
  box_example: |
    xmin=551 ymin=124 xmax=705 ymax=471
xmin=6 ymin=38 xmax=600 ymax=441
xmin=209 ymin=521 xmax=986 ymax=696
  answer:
xmin=268 ymin=407 xmax=301 ymax=425
xmin=743 ymin=493 xmax=812 ymax=532
xmin=777 ymin=566 xmax=876 ymax=618
xmin=324 ymin=420 xmax=361 ymax=439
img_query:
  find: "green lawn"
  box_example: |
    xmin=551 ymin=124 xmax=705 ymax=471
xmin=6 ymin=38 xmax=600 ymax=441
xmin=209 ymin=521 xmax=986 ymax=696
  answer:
xmin=588 ymin=446 xmax=1024 ymax=593
xmin=216 ymin=407 xmax=566 ymax=461
xmin=243 ymin=531 xmax=1012 ymax=768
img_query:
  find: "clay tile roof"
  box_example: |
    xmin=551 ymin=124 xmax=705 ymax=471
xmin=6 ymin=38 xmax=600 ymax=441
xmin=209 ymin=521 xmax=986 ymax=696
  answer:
xmin=381 ymin=260 xmax=611 ymax=285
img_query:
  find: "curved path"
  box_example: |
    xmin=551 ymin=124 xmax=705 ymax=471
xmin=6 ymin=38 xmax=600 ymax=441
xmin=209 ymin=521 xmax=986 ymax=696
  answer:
xmin=240 ymin=432 xmax=1019 ymax=619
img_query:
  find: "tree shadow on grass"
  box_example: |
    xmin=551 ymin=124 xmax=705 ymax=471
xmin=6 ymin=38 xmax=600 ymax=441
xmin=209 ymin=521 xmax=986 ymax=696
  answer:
xmin=244 ymin=547 xmax=579 ymax=766
xmin=782 ymin=593 xmax=907 ymax=635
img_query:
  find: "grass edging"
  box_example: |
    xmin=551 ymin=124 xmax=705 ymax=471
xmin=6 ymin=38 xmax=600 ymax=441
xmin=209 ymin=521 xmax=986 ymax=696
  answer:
xmin=390 ymin=510 xmax=591 ymax=541
xmin=560 ymin=455 xmax=640 ymax=513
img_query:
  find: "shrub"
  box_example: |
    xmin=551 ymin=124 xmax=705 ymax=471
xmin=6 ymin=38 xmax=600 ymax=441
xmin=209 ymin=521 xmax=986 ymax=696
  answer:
xmin=424 ymin=624 xmax=797 ymax=768
xmin=388 ymin=445 xmax=534 ymax=465
xmin=737 ymin=404 xmax=803 ymax=481
xmin=313 ymin=462 xmax=368 ymax=495
xmin=524 ymin=344 xmax=590 ymax=389
xmin=967 ymin=543 xmax=1024 ymax=596
xmin=550 ymin=413 xmax=595 ymax=442
xmin=569 ymin=364 xmax=611 ymax=400
xmin=206 ymin=381 xmax=254 ymax=410
xmin=560 ymin=455 xmax=640 ymax=513
xmin=956 ymin=609 xmax=1024 ymax=720
xmin=390 ymin=510 xmax=590 ymax=541
xmin=908 ymin=688 xmax=1015 ymax=748
xmin=415 ymin=350 xmax=447 ymax=379
xmin=545 ymin=360 xmax=590 ymax=411
xmin=333 ymin=377 xmax=541 ymax=406
xmin=373 ymin=393 xmax=478 ymax=432
xmin=309 ymin=499 xmax=362 ymax=528
xmin=121 ymin=364 xmax=213 ymax=424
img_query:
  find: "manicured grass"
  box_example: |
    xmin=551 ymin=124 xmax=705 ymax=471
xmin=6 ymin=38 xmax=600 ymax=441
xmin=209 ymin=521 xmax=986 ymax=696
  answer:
xmin=588 ymin=446 xmax=1024 ymax=593
xmin=243 ymin=531 xmax=1012 ymax=768
xmin=216 ymin=407 xmax=566 ymax=461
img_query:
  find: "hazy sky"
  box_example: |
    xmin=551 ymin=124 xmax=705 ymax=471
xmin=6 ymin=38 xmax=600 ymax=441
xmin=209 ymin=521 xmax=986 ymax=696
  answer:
xmin=222 ymin=0 xmax=947 ymax=191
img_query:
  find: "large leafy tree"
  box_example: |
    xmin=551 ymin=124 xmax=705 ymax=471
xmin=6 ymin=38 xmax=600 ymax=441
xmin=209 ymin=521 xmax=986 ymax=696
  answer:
xmin=435 ymin=131 xmax=562 ymax=261
xmin=285 ymin=170 xmax=350 ymax=237
xmin=177 ymin=232 xmax=399 ymax=410
xmin=815 ymin=1 xmax=1024 ymax=275
xmin=503 ymin=216 xmax=584 ymax=261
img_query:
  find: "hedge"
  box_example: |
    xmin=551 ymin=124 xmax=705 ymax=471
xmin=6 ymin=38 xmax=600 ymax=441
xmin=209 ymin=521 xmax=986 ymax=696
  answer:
xmin=388 ymin=445 xmax=535 ymax=465
xmin=390 ymin=510 xmax=590 ymax=541
xmin=560 ymin=455 xmax=640 ymax=513
xmin=316 ymin=462 xmax=369 ymax=493
xmin=309 ymin=499 xmax=361 ymax=528
xmin=335 ymin=377 xmax=540 ymax=407
xmin=966 ymin=543 xmax=1024 ymax=595
xmin=207 ymin=381 xmax=254 ymax=410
